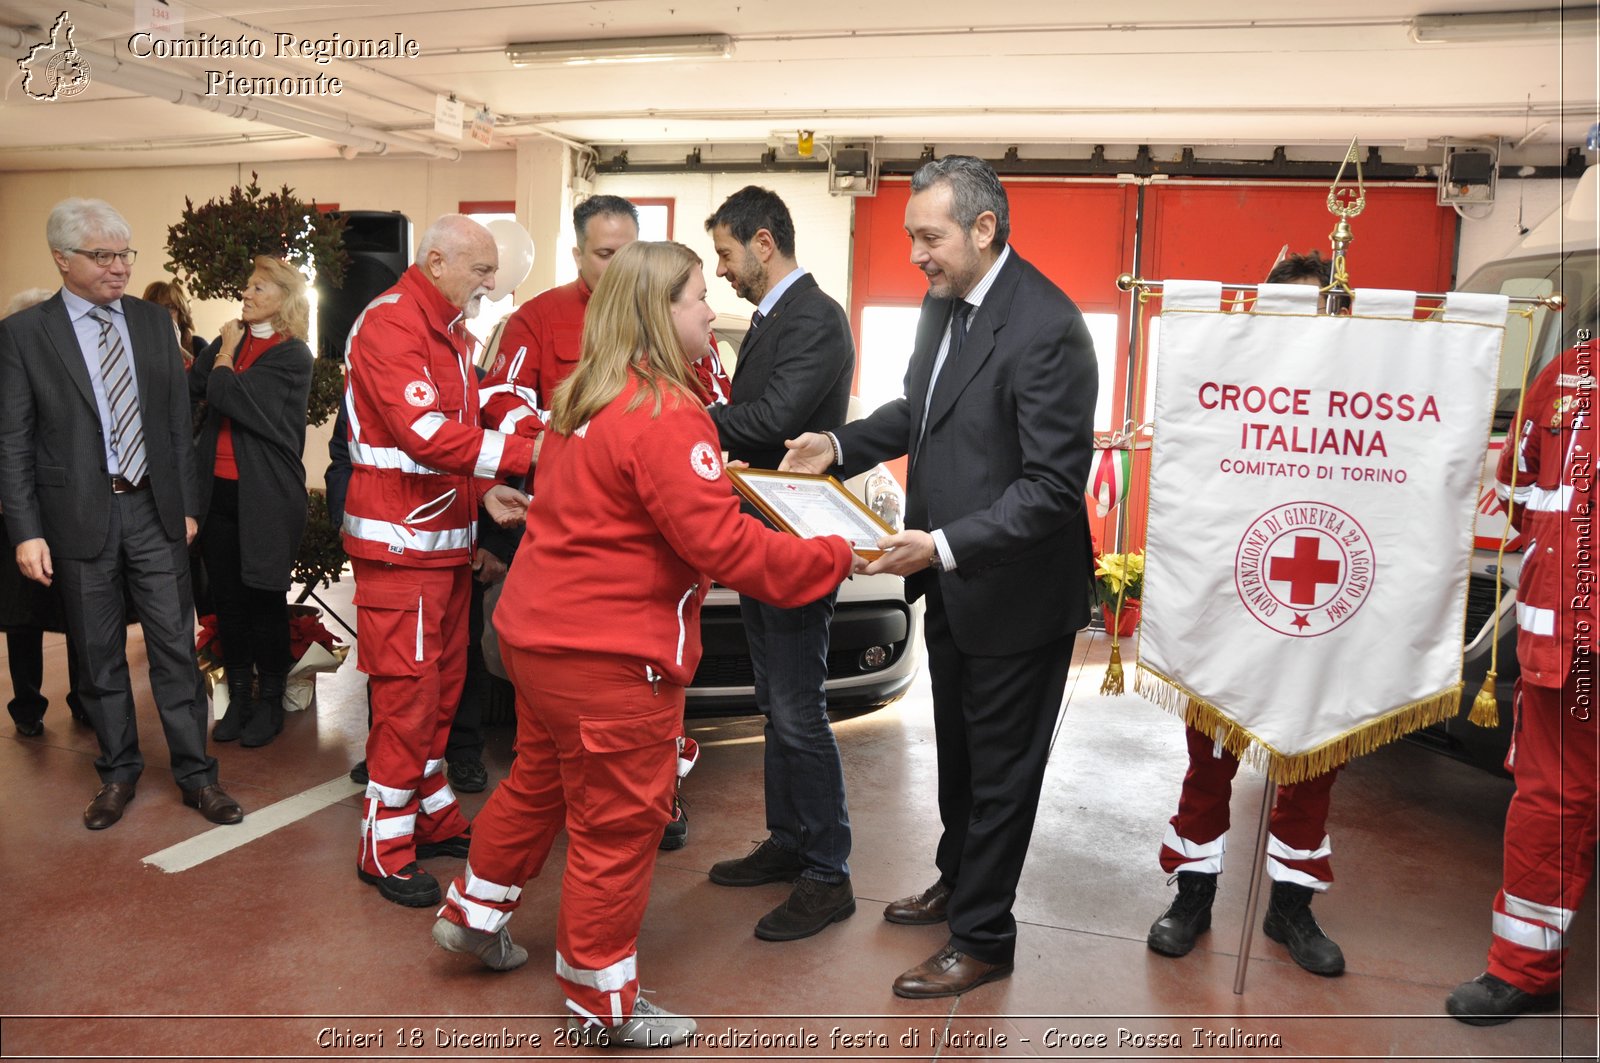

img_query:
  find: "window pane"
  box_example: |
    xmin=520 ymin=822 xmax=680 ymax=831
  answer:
xmin=1080 ymin=312 xmax=1120 ymax=431
xmin=859 ymin=306 xmax=923 ymax=411
xmin=637 ymin=204 xmax=671 ymax=241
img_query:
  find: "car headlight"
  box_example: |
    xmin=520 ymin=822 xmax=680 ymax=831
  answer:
xmin=864 ymin=467 xmax=904 ymax=532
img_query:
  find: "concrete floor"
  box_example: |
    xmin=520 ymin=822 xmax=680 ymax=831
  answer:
xmin=1 ymin=578 xmax=1596 ymax=1062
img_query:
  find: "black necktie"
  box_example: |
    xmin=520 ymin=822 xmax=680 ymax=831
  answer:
xmin=945 ymin=301 xmax=972 ymax=364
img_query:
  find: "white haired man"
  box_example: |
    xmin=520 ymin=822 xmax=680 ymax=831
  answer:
xmin=0 ymin=198 xmax=242 ymax=830
xmin=341 ymin=214 xmax=534 ymax=906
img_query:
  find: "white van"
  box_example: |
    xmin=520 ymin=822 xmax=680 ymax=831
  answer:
xmin=1415 ymin=166 xmax=1599 ymax=773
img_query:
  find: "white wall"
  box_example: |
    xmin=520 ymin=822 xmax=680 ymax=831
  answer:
xmin=0 ymin=153 xmax=517 ymax=337
xmin=1454 ymin=177 xmax=1581 ymax=282
xmin=591 ymin=171 xmax=856 ymax=325
xmin=0 ymin=153 xmax=517 ymax=487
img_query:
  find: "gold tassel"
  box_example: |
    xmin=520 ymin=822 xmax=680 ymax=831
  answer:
xmin=1468 ymin=670 xmax=1499 ymax=728
xmin=1100 ymin=641 xmax=1124 ymax=695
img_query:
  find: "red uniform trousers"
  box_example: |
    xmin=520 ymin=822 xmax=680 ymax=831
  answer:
xmin=1488 ymin=672 xmax=1598 ymax=995
xmin=439 ymin=645 xmax=679 ymax=1026
xmin=1159 ymin=723 xmax=1339 ymax=889
xmin=353 ymin=558 xmax=472 ymax=877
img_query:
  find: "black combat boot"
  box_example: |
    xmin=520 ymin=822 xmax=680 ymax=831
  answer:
xmin=1262 ymin=880 xmax=1345 ymax=975
xmin=1146 ymin=872 xmax=1217 ymax=957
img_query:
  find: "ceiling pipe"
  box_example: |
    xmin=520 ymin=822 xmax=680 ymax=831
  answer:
xmin=3 ymin=29 xmax=460 ymax=160
xmin=79 ymin=48 xmax=461 ymax=160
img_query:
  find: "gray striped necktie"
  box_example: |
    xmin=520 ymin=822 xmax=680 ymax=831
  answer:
xmin=90 ymin=307 xmax=147 ymax=485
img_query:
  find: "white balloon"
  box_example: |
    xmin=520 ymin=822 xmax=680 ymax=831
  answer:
xmin=486 ymin=218 xmax=535 ymax=292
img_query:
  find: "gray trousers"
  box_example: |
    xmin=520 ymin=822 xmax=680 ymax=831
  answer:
xmin=53 ymin=489 xmax=216 ymax=789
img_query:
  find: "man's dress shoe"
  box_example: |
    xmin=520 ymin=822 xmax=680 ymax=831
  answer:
xmin=84 ymin=783 xmax=136 ymax=830
xmin=883 ymin=879 xmax=954 ymax=924
xmin=14 ymin=719 xmax=44 ymax=737
xmin=892 ymin=945 xmax=1013 ymax=999
xmin=181 ymin=784 xmax=244 ymax=825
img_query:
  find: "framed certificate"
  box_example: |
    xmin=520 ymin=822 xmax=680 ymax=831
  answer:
xmin=727 ymin=468 xmax=895 ymax=559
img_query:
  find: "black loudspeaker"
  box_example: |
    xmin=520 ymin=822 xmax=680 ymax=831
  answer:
xmin=317 ymin=210 xmax=412 ymax=361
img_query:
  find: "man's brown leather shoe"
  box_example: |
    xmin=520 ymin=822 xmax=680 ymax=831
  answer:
xmin=892 ymin=945 xmax=1013 ymax=999
xmin=84 ymin=783 xmax=136 ymax=830
xmin=883 ymin=879 xmax=953 ymax=925
xmin=181 ymin=784 xmax=244 ymax=825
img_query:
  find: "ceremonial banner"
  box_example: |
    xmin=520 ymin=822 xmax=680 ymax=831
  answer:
xmin=1136 ymin=280 xmax=1510 ymax=781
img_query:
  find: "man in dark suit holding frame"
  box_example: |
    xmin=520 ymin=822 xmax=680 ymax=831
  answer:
xmin=704 ymin=187 xmax=859 ymax=942
xmin=784 ymin=156 xmax=1097 ymax=996
xmin=0 ymin=198 xmax=242 ymax=831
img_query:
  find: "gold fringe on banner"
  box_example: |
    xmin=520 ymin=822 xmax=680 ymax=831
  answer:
xmin=1136 ymin=663 xmax=1463 ymax=784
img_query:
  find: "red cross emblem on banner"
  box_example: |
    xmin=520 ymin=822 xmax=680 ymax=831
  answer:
xmin=1235 ymin=501 xmax=1375 ymax=638
xmin=1268 ymin=535 xmax=1342 ymax=606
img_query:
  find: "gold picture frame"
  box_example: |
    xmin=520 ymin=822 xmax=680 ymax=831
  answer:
xmin=726 ymin=467 xmax=894 ymax=559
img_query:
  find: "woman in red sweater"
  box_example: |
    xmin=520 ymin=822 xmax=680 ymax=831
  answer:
xmin=190 ymin=257 xmax=313 ymax=747
xmin=432 ymin=242 xmax=856 ymax=1047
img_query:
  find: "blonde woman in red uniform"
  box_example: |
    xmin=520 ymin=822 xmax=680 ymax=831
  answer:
xmin=431 ymin=241 xmax=857 ymax=1047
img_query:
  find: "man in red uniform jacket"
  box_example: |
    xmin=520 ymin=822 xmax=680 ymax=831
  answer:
xmin=343 ymin=214 xmax=534 ymax=906
xmin=1449 ymin=318 xmax=1597 ymax=1024
xmin=480 ymin=196 xmax=640 ymax=434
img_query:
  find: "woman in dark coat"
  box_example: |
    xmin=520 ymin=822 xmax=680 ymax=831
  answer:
xmin=191 ymin=256 xmax=313 ymax=747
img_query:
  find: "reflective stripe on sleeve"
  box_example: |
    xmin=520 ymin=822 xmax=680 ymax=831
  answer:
xmin=424 ymin=758 xmax=446 ymax=778
xmin=1517 ymin=602 xmax=1556 ymax=636
xmin=501 ymin=406 xmax=539 ymax=434
xmin=475 ymin=431 xmax=507 ymax=478
xmin=349 ymin=441 xmax=444 ymax=476
xmin=411 ymin=411 xmax=449 ymax=441
xmin=1526 ymin=484 xmax=1575 ymax=513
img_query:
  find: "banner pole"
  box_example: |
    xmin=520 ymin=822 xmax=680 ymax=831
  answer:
xmin=1232 ymin=778 xmax=1275 ymax=994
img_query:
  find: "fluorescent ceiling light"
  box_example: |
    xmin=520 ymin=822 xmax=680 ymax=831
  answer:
xmin=506 ymin=34 xmax=733 ymax=66
xmin=1410 ymin=7 xmax=1597 ymax=43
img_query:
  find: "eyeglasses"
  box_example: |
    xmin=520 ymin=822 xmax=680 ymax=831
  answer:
xmin=69 ymin=248 xmax=138 ymax=267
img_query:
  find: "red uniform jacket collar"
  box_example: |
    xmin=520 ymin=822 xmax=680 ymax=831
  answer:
xmin=398 ymin=265 xmax=468 ymax=344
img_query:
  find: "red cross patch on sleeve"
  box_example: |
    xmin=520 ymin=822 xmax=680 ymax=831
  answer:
xmin=690 ymin=441 xmax=721 ymax=481
xmin=404 ymin=379 xmax=437 ymax=407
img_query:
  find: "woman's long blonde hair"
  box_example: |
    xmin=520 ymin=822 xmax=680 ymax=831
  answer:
xmin=250 ymin=255 xmax=311 ymax=340
xmin=549 ymin=241 xmax=702 ymax=435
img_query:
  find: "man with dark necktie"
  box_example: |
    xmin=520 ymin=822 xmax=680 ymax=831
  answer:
xmin=784 ymin=156 xmax=1097 ymax=995
xmin=0 ymin=198 xmax=243 ymax=831
xmin=703 ymin=187 xmax=858 ymax=941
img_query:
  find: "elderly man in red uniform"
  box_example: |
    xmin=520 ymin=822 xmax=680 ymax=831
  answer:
xmin=1449 ymin=317 xmax=1597 ymax=1024
xmin=343 ymin=214 xmax=535 ymax=906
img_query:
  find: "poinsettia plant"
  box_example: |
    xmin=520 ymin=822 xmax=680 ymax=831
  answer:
xmin=1094 ymin=551 xmax=1144 ymax=607
xmin=195 ymin=614 xmax=224 ymax=670
xmin=288 ymin=607 xmax=342 ymax=660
